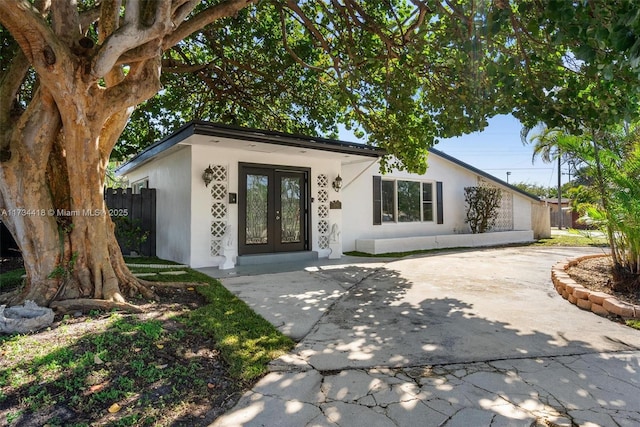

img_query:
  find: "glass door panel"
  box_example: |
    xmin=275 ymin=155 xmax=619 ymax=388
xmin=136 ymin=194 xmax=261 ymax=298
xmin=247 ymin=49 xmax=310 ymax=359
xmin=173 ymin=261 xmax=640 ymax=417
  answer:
xmin=279 ymin=176 xmax=301 ymax=244
xmin=245 ymin=174 xmax=269 ymax=245
xmin=239 ymin=165 xmax=308 ymax=255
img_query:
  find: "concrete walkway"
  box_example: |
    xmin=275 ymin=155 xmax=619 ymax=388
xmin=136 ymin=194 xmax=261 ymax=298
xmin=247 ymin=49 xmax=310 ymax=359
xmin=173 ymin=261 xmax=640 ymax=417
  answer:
xmin=207 ymin=247 xmax=640 ymax=427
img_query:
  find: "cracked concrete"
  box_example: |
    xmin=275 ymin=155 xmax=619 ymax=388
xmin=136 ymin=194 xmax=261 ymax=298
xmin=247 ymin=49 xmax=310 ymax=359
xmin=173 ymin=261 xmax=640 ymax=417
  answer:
xmin=209 ymin=247 xmax=640 ymax=427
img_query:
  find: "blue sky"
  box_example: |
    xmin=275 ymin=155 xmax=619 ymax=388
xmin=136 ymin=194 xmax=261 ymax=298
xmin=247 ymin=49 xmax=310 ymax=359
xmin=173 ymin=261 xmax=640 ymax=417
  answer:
xmin=433 ymin=114 xmax=564 ymax=188
xmin=340 ymin=114 xmax=566 ymax=189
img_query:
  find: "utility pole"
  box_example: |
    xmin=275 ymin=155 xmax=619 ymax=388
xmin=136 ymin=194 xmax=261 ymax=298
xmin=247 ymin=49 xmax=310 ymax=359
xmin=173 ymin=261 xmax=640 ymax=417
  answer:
xmin=562 ymin=160 xmax=574 ymax=183
xmin=557 ymin=154 xmax=562 ymax=230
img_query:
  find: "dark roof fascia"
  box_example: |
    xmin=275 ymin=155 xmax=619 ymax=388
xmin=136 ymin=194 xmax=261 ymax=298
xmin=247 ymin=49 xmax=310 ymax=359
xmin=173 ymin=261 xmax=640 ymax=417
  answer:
xmin=116 ymin=121 xmax=385 ymax=175
xmin=189 ymin=121 xmax=385 ymax=157
xmin=428 ymin=147 xmax=542 ymax=202
xmin=117 ymin=121 xmax=539 ymax=203
xmin=116 ymin=122 xmax=196 ymax=175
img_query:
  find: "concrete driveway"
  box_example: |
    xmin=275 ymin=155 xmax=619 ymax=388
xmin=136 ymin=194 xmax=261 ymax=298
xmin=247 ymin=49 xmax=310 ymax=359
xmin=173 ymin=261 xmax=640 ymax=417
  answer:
xmin=210 ymin=247 xmax=640 ymax=427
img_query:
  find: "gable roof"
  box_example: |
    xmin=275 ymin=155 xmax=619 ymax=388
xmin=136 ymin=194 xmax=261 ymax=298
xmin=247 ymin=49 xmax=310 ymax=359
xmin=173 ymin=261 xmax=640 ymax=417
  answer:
xmin=428 ymin=147 xmax=541 ymax=202
xmin=116 ymin=120 xmax=540 ymax=202
xmin=116 ymin=121 xmax=384 ymax=175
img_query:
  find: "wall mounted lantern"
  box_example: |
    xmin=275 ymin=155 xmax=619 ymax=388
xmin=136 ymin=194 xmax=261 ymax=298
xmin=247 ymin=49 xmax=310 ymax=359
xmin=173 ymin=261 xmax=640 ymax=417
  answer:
xmin=332 ymin=175 xmax=343 ymax=192
xmin=203 ymin=165 xmax=214 ymax=187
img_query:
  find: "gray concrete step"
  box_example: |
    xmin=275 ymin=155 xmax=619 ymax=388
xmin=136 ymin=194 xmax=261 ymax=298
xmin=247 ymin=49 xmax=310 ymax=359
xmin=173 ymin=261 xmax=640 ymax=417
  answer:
xmin=236 ymin=251 xmax=318 ymax=266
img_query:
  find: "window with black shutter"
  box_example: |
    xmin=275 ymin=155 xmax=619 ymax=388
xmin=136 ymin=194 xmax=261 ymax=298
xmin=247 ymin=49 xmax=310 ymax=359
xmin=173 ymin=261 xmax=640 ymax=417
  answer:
xmin=373 ymin=177 xmax=443 ymax=225
xmin=373 ymin=176 xmax=382 ymax=225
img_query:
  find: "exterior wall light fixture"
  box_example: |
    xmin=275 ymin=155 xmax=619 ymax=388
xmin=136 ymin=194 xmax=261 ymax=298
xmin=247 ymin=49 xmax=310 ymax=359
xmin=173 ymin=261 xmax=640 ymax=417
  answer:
xmin=332 ymin=175 xmax=343 ymax=192
xmin=203 ymin=165 xmax=214 ymax=187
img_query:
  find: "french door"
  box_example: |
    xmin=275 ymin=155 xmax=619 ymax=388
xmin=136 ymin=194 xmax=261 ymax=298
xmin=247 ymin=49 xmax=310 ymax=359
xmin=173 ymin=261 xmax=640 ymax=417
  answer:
xmin=238 ymin=164 xmax=309 ymax=255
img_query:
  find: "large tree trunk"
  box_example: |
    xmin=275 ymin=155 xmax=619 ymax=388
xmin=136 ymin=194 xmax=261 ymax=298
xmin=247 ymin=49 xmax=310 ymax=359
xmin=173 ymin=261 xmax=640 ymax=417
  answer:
xmin=1 ymin=89 xmax=64 ymax=306
xmin=0 ymin=0 xmax=255 ymax=307
xmin=57 ymin=114 xmax=152 ymax=303
xmin=1 ymin=89 xmax=152 ymax=306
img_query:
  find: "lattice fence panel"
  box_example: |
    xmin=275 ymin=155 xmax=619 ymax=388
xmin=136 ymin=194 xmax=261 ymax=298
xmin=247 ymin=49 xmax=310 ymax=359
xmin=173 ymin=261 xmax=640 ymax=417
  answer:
xmin=317 ymin=175 xmax=330 ymax=248
xmin=210 ymin=165 xmax=228 ymax=256
xmin=494 ymin=192 xmax=513 ymax=231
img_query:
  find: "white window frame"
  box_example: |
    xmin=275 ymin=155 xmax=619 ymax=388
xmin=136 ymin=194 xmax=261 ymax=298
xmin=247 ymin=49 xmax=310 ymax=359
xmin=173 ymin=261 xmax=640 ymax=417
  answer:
xmin=381 ymin=179 xmax=435 ymax=223
xmin=132 ymin=178 xmax=149 ymax=194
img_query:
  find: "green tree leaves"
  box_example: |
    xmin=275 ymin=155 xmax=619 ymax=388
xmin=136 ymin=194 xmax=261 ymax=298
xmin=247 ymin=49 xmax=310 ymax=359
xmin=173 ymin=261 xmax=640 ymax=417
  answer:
xmin=464 ymin=186 xmax=503 ymax=234
xmin=28 ymin=1 xmax=640 ymax=175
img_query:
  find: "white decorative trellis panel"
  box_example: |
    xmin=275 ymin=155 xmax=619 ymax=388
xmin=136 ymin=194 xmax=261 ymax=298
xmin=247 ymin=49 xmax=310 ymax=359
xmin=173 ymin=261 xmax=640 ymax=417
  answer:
xmin=494 ymin=192 xmax=513 ymax=231
xmin=210 ymin=165 xmax=228 ymax=256
xmin=477 ymin=177 xmax=513 ymax=231
xmin=316 ymin=174 xmax=330 ymax=249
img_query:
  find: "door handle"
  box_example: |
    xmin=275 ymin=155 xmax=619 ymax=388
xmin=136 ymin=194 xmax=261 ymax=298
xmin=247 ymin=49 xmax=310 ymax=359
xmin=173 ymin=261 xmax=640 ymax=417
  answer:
xmin=276 ymin=210 xmax=280 ymax=220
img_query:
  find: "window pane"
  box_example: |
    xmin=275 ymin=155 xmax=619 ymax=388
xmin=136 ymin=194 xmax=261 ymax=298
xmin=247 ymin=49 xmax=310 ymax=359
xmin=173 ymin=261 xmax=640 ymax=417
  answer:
xmin=422 ymin=182 xmax=433 ymax=202
xmin=280 ymin=176 xmax=301 ymax=243
xmin=422 ymin=182 xmax=433 ymax=221
xmin=397 ymin=181 xmax=420 ymax=222
xmin=423 ymin=203 xmax=433 ymax=221
xmin=382 ymin=180 xmax=395 ymax=222
xmin=246 ymin=174 xmax=268 ymax=244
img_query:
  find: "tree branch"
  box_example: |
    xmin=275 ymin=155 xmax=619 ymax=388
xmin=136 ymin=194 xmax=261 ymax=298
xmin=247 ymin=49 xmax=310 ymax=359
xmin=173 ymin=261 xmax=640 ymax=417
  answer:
xmin=0 ymin=0 xmax=70 ymax=75
xmin=161 ymin=59 xmax=209 ymax=74
xmin=342 ymin=0 xmax=399 ymax=53
xmin=102 ymin=57 xmax=162 ymax=116
xmin=283 ymin=1 xmax=345 ymax=80
xmin=0 ymin=49 xmax=30 ymax=140
xmin=278 ymin=8 xmax=329 ymax=73
xmin=97 ymin=0 xmax=127 ymax=86
xmin=117 ymin=1 xmax=257 ymax=76
xmin=404 ymin=1 xmax=430 ymax=43
xmin=171 ymin=0 xmax=200 ymax=25
xmin=51 ymin=298 xmax=144 ymax=314
xmin=51 ymin=0 xmax=81 ymax=44
xmin=10 ymin=87 xmax=61 ymax=166
xmin=163 ymin=0 xmax=257 ymax=50
xmin=79 ymin=3 xmax=102 ymax=34
xmin=116 ymin=41 xmax=161 ymax=66
xmin=286 ymin=1 xmax=334 ymax=54
xmin=98 ymin=0 xmax=121 ymax=44
xmin=93 ymin=1 xmax=171 ymax=78
xmin=123 ymin=0 xmax=140 ymax=27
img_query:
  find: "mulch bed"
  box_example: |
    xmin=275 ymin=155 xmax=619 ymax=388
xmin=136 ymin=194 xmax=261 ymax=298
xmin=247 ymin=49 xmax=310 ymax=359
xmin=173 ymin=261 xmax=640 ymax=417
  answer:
xmin=567 ymin=255 xmax=640 ymax=306
xmin=0 ymin=262 xmax=247 ymax=426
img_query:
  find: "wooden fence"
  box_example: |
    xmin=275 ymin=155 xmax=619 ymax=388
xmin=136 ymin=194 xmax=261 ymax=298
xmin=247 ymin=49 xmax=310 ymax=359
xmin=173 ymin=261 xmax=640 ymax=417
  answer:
xmin=1 ymin=188 xmax=156 ymax=258
xmin=105 ymin=188 xmax=156 ymax=256
xmin=0 ymin=220 xmax=19 ymax=257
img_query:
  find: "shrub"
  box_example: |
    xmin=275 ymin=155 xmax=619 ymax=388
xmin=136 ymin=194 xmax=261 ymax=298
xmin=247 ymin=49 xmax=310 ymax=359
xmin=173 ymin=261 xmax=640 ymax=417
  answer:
xmin=464 ymin=186 xmax=502 ymax=234
xmin=113 ymin=217 xmax=149 ymax=255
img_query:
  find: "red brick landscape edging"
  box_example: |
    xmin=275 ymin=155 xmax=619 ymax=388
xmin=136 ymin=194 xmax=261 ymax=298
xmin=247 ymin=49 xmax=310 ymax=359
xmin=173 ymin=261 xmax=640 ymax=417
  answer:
xmin=552 ymin=254 xmax=640 ymax=319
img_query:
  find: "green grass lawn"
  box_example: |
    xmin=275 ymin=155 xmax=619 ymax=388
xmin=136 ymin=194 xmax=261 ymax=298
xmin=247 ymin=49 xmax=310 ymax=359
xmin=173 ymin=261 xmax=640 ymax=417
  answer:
xmin=142 ymin=268 xmax=295 ymax=380
xmin=627 ymin=319 xmax=640 ymax=331
xmin=530 ymin=231 xmax=608 ymax=247
xmin=0 ymin=268 xmax=25 ymax=292
xmin=123 ymin=256 xmax=185 ymax=265
xmin=0 ymin=261 xmax=294 ymax=426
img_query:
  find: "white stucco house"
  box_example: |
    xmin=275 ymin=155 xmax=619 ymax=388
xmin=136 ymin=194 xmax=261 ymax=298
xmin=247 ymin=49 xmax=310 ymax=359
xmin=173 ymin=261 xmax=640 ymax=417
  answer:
xmin=116 ymin=121 xmax=543 ymax=268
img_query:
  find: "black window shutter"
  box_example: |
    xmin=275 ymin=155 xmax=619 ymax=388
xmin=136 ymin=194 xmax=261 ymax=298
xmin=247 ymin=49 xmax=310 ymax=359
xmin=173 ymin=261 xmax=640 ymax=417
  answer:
xmin=373 ymin=176 xmax=382 ymax=225
xmin=436 ymin=181 xmax=444 ymax=224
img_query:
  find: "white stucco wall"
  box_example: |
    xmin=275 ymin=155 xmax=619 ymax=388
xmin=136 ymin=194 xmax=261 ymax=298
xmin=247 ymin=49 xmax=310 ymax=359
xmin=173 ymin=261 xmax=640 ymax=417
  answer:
xmin=122 ymin=139 xmax=536 ymax=265
xmin=341 ymin=152 xmax=535 ymax=252
xmin=513 ymin=195 xmax=533 ymax=231
xmin=188 ymin=144 xmax=342 ymax=267
xmin=124 ymin=146 xmax=192 ymax=265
